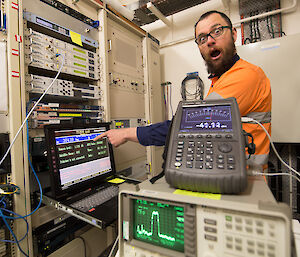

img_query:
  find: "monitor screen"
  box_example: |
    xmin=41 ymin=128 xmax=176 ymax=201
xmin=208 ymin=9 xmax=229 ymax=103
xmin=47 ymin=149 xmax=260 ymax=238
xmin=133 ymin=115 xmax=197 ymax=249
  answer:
xmin=180 ymin=104 xmax=233 ymax=132
xmin=132 ymin=199 xmax=184 ymax=253
xmin=45 ymin=123 xmax=115 ymax=198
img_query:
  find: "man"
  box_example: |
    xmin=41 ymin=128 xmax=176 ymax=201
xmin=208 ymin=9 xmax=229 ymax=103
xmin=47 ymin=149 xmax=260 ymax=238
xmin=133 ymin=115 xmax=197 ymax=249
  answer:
xmin=95 ymin=10 xmax=271 ymax=168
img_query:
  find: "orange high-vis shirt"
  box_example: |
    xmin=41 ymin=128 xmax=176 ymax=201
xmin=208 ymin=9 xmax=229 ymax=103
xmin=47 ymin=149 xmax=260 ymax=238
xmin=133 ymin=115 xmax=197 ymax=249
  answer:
xmin=206 ymin=58 xmax=272 ymax=168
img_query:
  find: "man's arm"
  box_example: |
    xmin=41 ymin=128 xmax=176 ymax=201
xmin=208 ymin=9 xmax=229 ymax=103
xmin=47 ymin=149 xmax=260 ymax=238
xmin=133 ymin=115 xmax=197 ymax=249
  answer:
xmin=94 ymin=120 xmax=171 ymax=147
xmin=94 ymin=127 xmax=138 ymax=147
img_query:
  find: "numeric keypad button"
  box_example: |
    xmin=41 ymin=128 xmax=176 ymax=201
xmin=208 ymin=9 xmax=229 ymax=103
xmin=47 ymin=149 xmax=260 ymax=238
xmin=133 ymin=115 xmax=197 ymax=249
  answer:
xmin=195 ymin=162 xmax=203 ymax=169
xmin=227 ymin=155 xmax=235 ymax=164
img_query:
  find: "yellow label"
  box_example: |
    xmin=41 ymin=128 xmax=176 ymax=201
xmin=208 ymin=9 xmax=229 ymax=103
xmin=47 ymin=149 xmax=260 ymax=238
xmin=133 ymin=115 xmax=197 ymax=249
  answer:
xmin=73 ymin=48 xmax=86 ymax=54
xmin=74 ymin=62 xmax=86 ymax=68
xmin=70 ymin=31 xmax=83 ymax=46
xmin=173 ymin=189 xmax=221 ymax=200
xmin=74 ymin=55 xmax=86 ymax=61
xmin=59 ymin=113 xmax=82 ymax=117
xmin=74 ymin=70 xmax=86 ymax=75
xmin=108 ymin=178 xmax=125 ymax=184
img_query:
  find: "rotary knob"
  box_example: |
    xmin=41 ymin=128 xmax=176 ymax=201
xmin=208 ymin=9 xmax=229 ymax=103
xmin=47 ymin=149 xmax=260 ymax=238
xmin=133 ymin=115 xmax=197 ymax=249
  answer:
xmin=218 ymin=143 xmax=232 ymax=153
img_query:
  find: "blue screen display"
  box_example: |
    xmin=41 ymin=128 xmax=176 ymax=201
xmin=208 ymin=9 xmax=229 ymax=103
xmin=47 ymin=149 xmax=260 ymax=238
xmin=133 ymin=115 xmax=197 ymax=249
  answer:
xmin=180 ymin=105 xmax=233 ymax=132
xmin=55 ymin=133 xmax=101 ymax=145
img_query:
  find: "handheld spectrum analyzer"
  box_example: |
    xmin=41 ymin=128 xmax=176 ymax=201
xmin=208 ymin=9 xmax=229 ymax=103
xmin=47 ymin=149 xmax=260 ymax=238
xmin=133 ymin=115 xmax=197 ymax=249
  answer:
xmin=164 ymin=98 xmax=247 ymax=194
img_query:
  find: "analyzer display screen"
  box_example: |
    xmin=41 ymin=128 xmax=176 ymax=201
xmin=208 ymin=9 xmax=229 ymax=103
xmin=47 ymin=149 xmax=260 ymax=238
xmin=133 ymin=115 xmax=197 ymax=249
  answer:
xmin=180 ymin=104 xmax=233 ymax=132
xmin=133 ymin=199 xmax=184 ymax=252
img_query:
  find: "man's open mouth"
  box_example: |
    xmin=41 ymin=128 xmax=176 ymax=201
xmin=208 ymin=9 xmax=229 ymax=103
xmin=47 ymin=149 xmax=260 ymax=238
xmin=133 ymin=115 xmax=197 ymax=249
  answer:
xmin=210 ymin=49 xmax=221 ymax=59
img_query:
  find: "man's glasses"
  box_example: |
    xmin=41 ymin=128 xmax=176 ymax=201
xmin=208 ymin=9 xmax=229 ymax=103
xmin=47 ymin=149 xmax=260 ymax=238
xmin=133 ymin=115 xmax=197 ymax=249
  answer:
xmin=195 ymin=26 xmax=232 ymax=45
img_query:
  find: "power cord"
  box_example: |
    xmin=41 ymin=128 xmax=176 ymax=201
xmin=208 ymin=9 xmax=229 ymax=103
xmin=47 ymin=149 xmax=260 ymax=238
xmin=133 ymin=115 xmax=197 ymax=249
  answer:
xmin=241 ymin=117 xmax=300 ymax=179
xmin=243 ymin=130 xmax=255 ymax=159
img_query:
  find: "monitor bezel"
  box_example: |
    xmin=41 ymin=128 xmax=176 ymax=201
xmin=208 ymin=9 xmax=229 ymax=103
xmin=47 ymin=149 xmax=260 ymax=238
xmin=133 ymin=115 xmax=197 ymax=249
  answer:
xmin=44 ymin=122 xmax=116 ymax=200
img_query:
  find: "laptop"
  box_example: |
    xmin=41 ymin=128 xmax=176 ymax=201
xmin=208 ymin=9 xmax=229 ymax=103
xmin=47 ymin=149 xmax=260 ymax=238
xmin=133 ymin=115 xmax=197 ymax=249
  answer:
xmin=44 ymin=122 xmax=120 ymax=228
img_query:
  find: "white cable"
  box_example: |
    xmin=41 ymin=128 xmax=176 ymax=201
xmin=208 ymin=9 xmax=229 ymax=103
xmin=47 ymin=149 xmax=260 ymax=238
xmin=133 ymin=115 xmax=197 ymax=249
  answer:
xmin=252 ymin=171 xmax=300 ymax=184
xmin=0 ymin=54 xmax=65 ymax=167
xmin=241 ymin=117 xmax=300 ymax=177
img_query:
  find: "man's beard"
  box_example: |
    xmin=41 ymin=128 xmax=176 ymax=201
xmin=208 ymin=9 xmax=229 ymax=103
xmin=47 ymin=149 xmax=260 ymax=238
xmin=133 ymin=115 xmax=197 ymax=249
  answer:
xmin=202 ymin=39 xmax=236 ymax=77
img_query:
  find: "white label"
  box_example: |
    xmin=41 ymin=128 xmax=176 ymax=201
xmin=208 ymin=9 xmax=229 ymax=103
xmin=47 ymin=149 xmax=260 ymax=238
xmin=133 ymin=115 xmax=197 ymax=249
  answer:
xmin=123 ymin=221 xmax=129 ymax=240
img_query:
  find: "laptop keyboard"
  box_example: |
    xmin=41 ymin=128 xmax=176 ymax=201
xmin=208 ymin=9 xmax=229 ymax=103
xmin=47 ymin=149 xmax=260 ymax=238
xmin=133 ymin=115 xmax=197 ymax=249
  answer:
xmin=70 ymin=185 xmax=119 ymax=212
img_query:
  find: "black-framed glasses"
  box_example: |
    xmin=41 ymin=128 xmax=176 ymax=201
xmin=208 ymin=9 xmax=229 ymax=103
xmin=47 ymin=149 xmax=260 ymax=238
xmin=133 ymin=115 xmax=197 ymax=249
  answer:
xmin=195 ymin=26 xmax=232 ymax=45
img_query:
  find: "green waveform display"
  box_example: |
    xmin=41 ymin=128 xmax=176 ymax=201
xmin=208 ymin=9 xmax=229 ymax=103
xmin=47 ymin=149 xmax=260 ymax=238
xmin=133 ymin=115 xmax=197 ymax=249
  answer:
xmin=133 ymin=199 xmax=184 ymax=253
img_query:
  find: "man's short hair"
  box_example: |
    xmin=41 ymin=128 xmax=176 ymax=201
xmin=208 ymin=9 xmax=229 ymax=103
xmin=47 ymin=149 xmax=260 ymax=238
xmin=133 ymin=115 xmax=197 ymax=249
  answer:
xmin=194 ymin=10 xmax=233 ymax=37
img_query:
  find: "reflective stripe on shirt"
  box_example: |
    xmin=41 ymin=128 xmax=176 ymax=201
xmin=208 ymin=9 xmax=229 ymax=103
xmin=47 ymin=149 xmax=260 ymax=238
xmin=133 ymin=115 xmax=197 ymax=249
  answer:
xmin=244 ymin=112 xmax=271 ymax=123
xmin=247 ymin=153 xmax=269 ymax=166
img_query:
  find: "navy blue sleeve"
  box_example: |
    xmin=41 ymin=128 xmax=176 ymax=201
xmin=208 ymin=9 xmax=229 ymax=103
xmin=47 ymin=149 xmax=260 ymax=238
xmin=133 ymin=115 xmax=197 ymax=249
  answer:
xmin=136 ymin=120 xmax=171 ymax=146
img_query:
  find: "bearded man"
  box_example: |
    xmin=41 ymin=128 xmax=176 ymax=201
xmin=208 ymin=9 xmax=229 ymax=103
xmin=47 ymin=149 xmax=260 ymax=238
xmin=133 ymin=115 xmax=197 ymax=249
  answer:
xmin=95 ymin=10 xmax=272 ymax=169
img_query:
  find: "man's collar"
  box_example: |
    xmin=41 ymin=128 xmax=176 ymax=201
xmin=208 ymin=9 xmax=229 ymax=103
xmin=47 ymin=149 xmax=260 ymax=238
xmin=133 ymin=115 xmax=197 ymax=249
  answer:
xmin=208 ymin=54 xmax=240 ymax=79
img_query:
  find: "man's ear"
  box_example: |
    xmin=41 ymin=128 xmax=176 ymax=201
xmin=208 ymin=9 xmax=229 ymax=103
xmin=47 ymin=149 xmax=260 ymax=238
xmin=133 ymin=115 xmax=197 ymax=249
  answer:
xmin=232 ymin=27 xmax=237 ymax=42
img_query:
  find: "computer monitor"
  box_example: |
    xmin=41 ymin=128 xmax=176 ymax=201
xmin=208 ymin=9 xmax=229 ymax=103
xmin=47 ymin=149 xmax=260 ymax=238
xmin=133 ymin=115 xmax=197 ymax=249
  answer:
xmin=44 ymin=122 xmax=115 ymax=199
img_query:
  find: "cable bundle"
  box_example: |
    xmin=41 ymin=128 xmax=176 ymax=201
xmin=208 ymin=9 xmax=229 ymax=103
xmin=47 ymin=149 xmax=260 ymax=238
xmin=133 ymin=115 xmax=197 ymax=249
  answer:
xmin=181 ymin=72 xmax=204 ymax=101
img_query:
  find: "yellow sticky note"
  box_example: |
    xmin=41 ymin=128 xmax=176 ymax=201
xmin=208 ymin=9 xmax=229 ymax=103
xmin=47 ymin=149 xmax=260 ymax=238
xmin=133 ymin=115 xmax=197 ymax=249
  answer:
xmin=108 ymin=178 xmax=125 ymax=184
xmin=70 ymin=31 xmax=83 ymax=46
xmin=174 ymin=189 xmax=221 ymax=200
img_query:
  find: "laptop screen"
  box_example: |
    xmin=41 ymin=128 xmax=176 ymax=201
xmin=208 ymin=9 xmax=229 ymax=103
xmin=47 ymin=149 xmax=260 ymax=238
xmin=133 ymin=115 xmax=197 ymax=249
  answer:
xmin=44 ymin=123 xmax=115 ymax=199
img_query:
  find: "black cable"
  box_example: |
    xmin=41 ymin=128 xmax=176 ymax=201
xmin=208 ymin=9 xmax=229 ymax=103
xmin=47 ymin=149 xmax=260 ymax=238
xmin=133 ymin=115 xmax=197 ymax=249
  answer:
xmin=244 ymin=38 xmax=251 ymax=44
xmin=249 ymin=13 xmax=254 ymax=42
xmin=267 ymin=10 xmax=286 ymax=38
xmin=267 ymin=13 xmax=274 ymax=38
xmin=255 ymin=11 xmax=261 ymax=41
xmin=150 ymin=118 xmax=174 ymax=184
xmin=169 ymin=84 xmax=174 ymax=116
xmin=77 ymin=236 xmax=87 ymax=257
xmin=243 ymin=130 xmax=255 ymax=160
xmin=247 ymin=11 xmax=261 ymax=43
